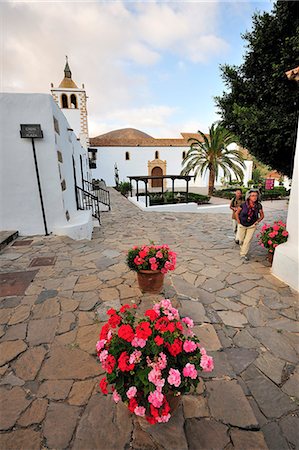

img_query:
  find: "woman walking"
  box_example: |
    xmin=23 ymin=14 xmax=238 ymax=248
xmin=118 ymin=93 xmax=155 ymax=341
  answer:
xmin=230 ymin=189 xmax=243 ymax=239
xmin=235 ymin=190 xmax=264 ymax=261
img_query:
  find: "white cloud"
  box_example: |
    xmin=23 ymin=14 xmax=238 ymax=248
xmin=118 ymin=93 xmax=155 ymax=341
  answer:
xmin=1 ymin=1 xmax=229 ymax=136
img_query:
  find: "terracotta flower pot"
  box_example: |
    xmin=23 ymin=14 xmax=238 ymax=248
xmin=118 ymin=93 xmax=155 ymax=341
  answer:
xmin=137 ymin=270 xmax=165 ymax=293
xmin=267 ymin=251 xmax=274 ymax=265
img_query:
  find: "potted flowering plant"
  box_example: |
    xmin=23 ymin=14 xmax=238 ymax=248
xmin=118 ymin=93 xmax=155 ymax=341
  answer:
xmin=126 ymin=244 xmax=177 ymax=293
xmin=257 ymin=220 xmax=289 ymax=264
xmin=97 ymin=299 xmax=214 ymax=424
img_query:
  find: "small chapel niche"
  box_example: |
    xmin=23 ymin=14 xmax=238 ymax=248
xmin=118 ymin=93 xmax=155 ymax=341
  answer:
xmin=61 ymin=94 xmax=68 ymax=109
xmin=70 ymin=94 xmax=78 ymax=109
xmin=125 ymin=151 xmax=130 ymax=161
xmin=155 ymin=150 xmax=159 ymax=159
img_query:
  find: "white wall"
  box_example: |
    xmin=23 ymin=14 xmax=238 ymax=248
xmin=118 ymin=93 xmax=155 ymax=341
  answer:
xmin=0 ymin=93 xmax=92 ymax=238
xmin=91 ymin=145 xmax=252 ymax=189
xmin=272 ymin=119 xmax=299 ymax=291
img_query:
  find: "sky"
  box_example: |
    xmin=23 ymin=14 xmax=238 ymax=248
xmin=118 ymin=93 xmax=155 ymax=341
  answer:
xmin=1 ymin=0 xmax=274 ymax=138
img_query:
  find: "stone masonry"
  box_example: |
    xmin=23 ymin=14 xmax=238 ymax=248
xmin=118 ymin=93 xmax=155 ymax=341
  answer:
xmin=0 ymin=189 xmax=298 ymax=449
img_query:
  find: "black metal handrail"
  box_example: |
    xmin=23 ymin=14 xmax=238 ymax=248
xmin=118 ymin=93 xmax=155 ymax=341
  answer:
xmin=76 ymin=185 xmax=100 ymax=223
xmin=82 ymin=179 xmax=111 ymax=210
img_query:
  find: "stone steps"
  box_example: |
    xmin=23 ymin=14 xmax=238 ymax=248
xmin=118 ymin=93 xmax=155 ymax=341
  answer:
xmin=0 ymin=230 xmax=19 ymax=252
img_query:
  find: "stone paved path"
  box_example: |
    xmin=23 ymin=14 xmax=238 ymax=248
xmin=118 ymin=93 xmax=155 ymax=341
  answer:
xmin=0 ymin=189 xmax=298 ymax=450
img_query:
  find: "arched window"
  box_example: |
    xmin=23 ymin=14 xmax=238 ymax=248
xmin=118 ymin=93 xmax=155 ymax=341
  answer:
xmin=70 ymin=94 xmax=77 ymax=109
xmin=61 ymin=94 xmax=68 ymax=109
xmin=125 ymin=151 xmax=130 ymax=161
xmin=155 ymin=150 xmax=159 ymax=159
xmin=182 ymin=151 xmax=186 ymax=159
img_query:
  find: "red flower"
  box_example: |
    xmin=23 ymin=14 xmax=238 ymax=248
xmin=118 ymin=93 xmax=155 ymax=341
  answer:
xmin=105 ymin=354 xmax=116 ymax=374
xmin=128 ymin=398 xmax=138 ymax=413
xmin=154 ymin=317 xmax=171 ymax=333
xmin=176 ymin=321 xmax=183 ymax=331
xmin=154 ymin=335 xmax=164 ymax=346
xmin=167 ymin=322 xmax=176 ymax=333
xmin=118 ymin=324 xmax=135 ymax=342
xmin=146 ymin=416 xmax=157 ymax=424
xmin=145 ymin=309 xmax=159 ymax=321
xmin=108 ymin=314 xmax=122 ymax=328
xmin=107 ymin=308 xmax=116 ymax=316
xmin=162 ymin=399 xmax=171 ymax=415
xmin=150 ymin=404 xmax=159 ymax=418
xmin=166 ymin=338 xmax=183 ymax=356
xmin=136 ymin=321 xmax=152 ymax=340
xmin=118 ymin=351 xmax=135 ymax=372
xmin=99 ymin=323 xmax=110 ymax=340
xmin=99 ymin=377 xmax=108 ymax=394
xmin=120 ymin=304 xmax=131 ymax=313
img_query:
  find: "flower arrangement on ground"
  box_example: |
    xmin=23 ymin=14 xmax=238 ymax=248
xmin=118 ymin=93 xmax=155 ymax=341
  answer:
xmin=96 ymin=299 xmax=214 ymax=424
xmin=126 ymin=244 xmax=176 ymax=273
xmin=257 ymin=220 xmax=289 ymax=253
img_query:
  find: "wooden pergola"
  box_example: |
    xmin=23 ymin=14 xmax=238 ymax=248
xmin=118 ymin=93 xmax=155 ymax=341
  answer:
xmin=128 ymin=175 xmax=194 ymax=207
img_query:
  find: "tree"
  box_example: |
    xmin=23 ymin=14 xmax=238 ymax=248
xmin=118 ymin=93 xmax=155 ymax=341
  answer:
xmin=181 ymin=122 xmax=245 ymax=196
xmin=215 ymin=0 xmax=299 ymax=178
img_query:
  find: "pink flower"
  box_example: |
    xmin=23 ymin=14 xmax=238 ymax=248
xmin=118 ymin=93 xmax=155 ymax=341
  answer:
xmin=148 ymin=390 xmax=164 ymax=408
xmin=183 ymin=363 xmax=197 ymax=379
xmin=182 ymin=317 xmax=194 ymax=328
xmin=132 ymin=337 xmax=147 ymax=348
xmin=268 ymin=240 xmax=273 ymax=245
xmin=157 ymin=352 xmax=167 ymax=370
xmin=269 ymin=231 xmax=278 ymax=238
xmin=134 ymin=256 xmax=144 ymax=266
xmin=129 ymin=350 xmax=142 ymax=364
xmin=273 ymin=224 xmax=280 ymax=231
xmin=282 ymin=230 xmax=288 ymax=237
xmin=200 ymin=355 xmax=214 ymax=372
xmin=262 ymin=224 xmax=270 ymax=231
xmin=148 ymin=367 xmax=165 ymax=390
xmin=134 ymin=406 xmax=146 ymax=417
xmin=151 ymin=263 xmax=158 ymax=271
xmin=126 ymin=386 xmax=137 ymax=399
xmin=156 ymin=251 xmax=163 ymax=258
xmin=161 ymin=268 xmax=168 ymax=274
xmin=167 ymin=368 xmax=181 ymax=387
xmin=96 ymin=339 xmax=106 ymax=352
xmin=273 ymin=243 xmax=278 ymax=248
xmin=112 ymin=390 xmax=121 ymax=403
xmin=157 ymin=414 xmax=171 ymax=423
xmin=149 ymin=257 xmax=157 ymax=264
xmin=200 ymin=347 xmax=207 ymax=356
xmin=183 ymin=340 xmax=197 ymax=353
xmin=99 ymin=350 xmax=108 ymax=362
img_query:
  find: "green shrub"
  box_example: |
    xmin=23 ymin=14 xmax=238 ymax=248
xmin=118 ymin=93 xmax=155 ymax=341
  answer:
xmin=148 ymin=191 xmax=210 ymax=206
xmin=118 ymin=181 xmax=131 ymax=197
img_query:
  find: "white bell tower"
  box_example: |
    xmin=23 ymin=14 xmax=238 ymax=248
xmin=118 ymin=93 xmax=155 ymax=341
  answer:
xmin=51 ymin=57 xmax=89 ymax=148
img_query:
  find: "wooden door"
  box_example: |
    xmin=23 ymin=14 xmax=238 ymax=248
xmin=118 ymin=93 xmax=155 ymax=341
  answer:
xmin=151 ymin=167 xmax=163 ymax=188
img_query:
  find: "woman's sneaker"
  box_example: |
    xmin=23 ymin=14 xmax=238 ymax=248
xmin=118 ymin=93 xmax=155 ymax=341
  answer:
xmin=240 ymin=255 xmax=249 ymax=263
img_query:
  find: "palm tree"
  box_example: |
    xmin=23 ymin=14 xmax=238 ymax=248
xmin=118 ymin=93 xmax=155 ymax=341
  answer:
xmin=181 ymin=122 xmax=245 ymax=196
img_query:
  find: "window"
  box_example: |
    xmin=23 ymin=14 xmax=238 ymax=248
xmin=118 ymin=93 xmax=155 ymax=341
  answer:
xmin=125 ymin=151 xmax=130 ymax=160
xmin=61 ymin=94 xmax=68 ymax=109
xmin=70 ymin=94 xmax=77 ymax=109
xmin=155 ymin=150 xmax=159 ymax=159
xmin=53 ymin=116 xmax=60 ymax=134
xmin=182 ymin=151 xmax=186 ymax=159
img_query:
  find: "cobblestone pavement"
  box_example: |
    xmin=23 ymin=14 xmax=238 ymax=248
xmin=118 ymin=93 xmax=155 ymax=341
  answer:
xmin=0 ymin=189 xmax=298 ymax=450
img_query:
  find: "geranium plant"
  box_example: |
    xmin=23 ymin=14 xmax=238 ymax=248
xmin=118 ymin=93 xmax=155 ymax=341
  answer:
xmin=126 ymin=244 xmax=177 ymax=273
xmin=96 ymin=299 xmax=214 ymax=424
xmin=257 ymin=220 xmax=289 ymax=253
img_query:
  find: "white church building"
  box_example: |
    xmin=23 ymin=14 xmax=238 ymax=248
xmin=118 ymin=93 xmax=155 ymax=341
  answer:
xmin=0 ymin=61 xmax=95 ymax=240
xmin=89 ymin=128 xmax=253 ymax=190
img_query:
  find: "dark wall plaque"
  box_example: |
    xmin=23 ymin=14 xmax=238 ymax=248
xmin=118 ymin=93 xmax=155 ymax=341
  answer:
xmin=20 ymin=124 xmax=43 ymax=139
